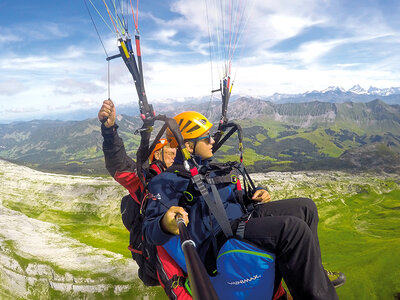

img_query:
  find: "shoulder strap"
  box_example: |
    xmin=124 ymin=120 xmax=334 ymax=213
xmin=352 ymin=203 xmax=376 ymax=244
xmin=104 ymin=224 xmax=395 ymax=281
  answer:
xmin=190 ymin=168 xmax=233 ymax=238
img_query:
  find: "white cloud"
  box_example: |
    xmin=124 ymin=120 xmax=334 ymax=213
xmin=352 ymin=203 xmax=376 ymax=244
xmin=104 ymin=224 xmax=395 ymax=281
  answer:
xmin=152 ymin=29 xmax=179 ymax=45
xmin=71 ymin=97 xmax=99 ymax=107
xmin=0 ymin=79 xmax=26 ymax=96
xmin=267 ymin=14 xmax=323 ymax=41
xmin=5 ymin=107 xmax=40 ymax=114
xmin=53 ymin=78 xmax=105 ymax=95
xmin=22 ymin=22 xmax=69 ymax=41
xmin=295 ymin=39 xmax=347 ymax=65
xmin=0 ymin=22 xmax=69 ymax=46
xmin=0 ymin=28 xmax=21 ymax=44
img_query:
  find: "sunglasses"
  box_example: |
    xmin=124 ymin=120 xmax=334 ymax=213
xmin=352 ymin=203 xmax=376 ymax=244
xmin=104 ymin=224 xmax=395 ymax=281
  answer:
xmin=194 ymin=132 xmax=212 ymax=144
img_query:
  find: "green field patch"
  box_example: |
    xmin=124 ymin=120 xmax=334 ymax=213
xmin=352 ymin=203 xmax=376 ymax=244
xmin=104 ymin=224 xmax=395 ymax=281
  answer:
xmin=65 ymin=161 xmax=83 ymax=165
xmin=239 ymin=119 xmax=286 ymax=139
xmin=218 ymin=145 xmax=234 ymax=153
xmin=74 ymin=146 xmax=101 ymax=160
xmin=62 ymin=223 xmax=129 ymax=258
xmin=242 ymin=148 xmax=274 ymax=165
xmin=256 ymin=133 xmax=267 ymax=142
xmin=217 ymin=148 xmax=268 ymax=164
xmin=317 ymin=189 xmax=400 ymax=300
xmin=243 ymin=137 xmax=253 ymax=143
xmin=280 ymin=127 xmax=344 ymax=157
xmin=273 ymin=160 xmax=293 ymax=165
xmin=54 ymin=146 xmax=68 ymax=154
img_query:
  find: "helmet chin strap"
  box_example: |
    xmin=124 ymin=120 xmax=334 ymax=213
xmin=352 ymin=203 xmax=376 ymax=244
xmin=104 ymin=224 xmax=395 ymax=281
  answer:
xmin=161 ymin=147 xmax=165 ymax=164
xmin=192 ymin=141 xmax=198 ymax=156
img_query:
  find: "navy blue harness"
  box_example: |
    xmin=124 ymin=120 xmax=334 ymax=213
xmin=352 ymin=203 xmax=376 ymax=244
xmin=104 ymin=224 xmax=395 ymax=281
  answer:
xmin=163 ymin=162 xmax=276 ymax=299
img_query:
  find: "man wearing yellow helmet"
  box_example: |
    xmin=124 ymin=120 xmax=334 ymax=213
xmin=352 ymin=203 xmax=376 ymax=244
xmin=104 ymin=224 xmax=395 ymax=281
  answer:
xmin=143 ymin=111 xmax=342 ymax=300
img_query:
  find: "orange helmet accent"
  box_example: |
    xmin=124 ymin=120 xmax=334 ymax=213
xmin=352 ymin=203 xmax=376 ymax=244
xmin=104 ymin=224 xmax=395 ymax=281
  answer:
xmin=150 ymin=138 xmax=168 ymax=162
xmin=166 ymin=111 xmax=213 ymax=148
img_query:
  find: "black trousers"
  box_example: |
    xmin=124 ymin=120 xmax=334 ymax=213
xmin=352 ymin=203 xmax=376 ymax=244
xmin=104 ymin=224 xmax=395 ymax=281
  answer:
xmin=219 ymin=198 xmax=339 ymax=300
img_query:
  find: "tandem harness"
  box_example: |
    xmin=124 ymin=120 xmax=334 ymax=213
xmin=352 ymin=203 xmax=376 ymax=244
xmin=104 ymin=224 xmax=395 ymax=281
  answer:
xmin=164 ymin=161 xmax=277 ymax=299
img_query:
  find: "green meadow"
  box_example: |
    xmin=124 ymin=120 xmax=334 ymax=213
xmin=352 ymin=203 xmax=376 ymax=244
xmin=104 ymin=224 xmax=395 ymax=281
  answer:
xmin=318 ymin=189 xmax=400 ymax=300
xmin=261 ymin=172 xmax=400 ymax=300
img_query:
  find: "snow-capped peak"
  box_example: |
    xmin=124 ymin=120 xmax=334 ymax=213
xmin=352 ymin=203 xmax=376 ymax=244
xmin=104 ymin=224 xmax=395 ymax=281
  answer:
xmin=322 ymin=86 xmax=346 ymax=93
xmin=349 ymin=84 xmax=367 ymax=94
xmin=367 ymin=86 xmax=400 ymax=96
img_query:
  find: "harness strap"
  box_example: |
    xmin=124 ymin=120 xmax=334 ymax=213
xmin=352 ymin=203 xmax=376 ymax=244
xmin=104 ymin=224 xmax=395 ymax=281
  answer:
xmin=206 ymin=172 xmax=237 ymax=185
xmin=209 ymin=183 xmax=233 ymax=237
xmin=190 ymin=169 xmax=233 ymax=238
xmin=235 ymin=212 xmax=252 ymax=239
xmin=235 ymin=221 xmax=246 ymax=239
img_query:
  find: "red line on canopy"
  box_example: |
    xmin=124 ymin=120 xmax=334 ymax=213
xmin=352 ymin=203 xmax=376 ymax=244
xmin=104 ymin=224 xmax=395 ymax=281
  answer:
xmin=130 ymin=0 xmax=139 ymax=30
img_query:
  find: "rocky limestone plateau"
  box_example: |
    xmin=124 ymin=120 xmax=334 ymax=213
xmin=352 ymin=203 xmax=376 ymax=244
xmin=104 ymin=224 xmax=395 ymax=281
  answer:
xmin=0 ymin=159 xmax=136 ymax=299
xmin=1 ymin=159 xmax=399 ymax=299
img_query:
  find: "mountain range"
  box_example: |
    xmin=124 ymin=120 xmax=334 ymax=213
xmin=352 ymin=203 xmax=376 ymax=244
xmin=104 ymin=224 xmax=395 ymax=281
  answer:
xmin=262 ymin=85 xmax=400 ymax=104
xmin=3 ymin=85 xmax=400 ymax=124
xmin=1 ymin=98 xmax=400 ymax=175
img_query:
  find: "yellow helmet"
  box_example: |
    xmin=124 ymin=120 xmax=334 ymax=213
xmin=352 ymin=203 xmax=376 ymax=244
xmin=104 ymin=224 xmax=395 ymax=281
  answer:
xmin=167 ymin=111 xmax=213 ymax=148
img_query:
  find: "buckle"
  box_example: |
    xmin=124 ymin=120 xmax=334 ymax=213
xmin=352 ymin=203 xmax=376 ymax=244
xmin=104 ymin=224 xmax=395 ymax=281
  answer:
xmin=231 ymin=174 xmax=238 ymax=184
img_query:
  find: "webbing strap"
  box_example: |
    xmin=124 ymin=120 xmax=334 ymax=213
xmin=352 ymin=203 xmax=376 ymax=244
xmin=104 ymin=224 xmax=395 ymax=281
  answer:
xmin=236 ymin=221 xmax=246 ymax=239
xmin=206 ymin=173 xmax=237 ymax=185
xmin=191 ymin=174 xmax=233 ymax=238
xmin=209 ymin=183 xmax=233 ymax=237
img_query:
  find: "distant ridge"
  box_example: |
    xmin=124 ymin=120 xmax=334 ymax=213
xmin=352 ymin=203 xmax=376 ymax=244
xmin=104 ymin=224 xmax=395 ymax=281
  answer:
xmin=2 ymin=85 xmax=400 ymax=124
xmin=1 ymin=99 xmax=400 ymax=175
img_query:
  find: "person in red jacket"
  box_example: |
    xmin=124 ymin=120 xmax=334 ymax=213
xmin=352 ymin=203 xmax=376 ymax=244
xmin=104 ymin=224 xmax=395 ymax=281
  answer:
xmin=98 ymin=99 xmax=194 ymax=299
xmin=98 ymin=99 xmax=176 ymax=184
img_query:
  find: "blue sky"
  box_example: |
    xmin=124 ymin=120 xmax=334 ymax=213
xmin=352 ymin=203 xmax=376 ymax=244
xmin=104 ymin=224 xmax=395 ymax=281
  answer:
xmin=1 ymin=0 xmax=400 ymax=123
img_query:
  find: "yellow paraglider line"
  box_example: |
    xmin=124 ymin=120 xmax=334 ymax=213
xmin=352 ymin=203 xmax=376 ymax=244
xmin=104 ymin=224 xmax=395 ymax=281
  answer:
xmin=102 ymin=0 xmax=120 ymax=35
xmin=87 ymin=0 xmax=114 ymax=34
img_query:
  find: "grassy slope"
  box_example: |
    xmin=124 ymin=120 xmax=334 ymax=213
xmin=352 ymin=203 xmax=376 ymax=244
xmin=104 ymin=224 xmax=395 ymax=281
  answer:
xmin=261 ymin=172 xmax=400 ymax=299
xmin=318 ymin=190 xmax=400 ymax=300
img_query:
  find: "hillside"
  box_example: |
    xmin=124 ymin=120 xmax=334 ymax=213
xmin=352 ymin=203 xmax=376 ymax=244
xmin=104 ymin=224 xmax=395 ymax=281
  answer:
xmin=1 ymin=159 xmax=399 ymax=299
xmin=1 ymin=99 xmax=400 ymax=174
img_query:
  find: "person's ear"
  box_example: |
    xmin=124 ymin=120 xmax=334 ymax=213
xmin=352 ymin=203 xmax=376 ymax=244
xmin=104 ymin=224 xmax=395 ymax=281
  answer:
xmin=185 ymin=141 xmax=194 ymax=154
xmin=153 ymin=150 xmax=161 ymax=160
